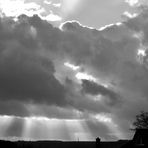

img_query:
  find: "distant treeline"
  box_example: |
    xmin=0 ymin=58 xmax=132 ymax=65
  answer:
xmin=0 ymin=140 xmax=96 ymax=148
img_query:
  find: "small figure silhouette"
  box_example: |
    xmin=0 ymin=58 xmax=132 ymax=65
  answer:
xmin=96 ymin=137 xmax=101 ymax=148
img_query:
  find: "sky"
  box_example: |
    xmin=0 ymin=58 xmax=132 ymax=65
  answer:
xmin=1 ymin=0 xmax=148 ymax=141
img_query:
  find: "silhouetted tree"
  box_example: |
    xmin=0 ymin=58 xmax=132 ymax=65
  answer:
xmin=133 ymin=111 xmax=148 ymax=130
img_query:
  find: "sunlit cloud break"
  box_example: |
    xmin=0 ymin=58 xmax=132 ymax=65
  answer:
xmin=123 ymin=11 xmax=138 ymax=18
xmin=64 ymin=62 xmax=97 ymax=82
xmin=64 ymin=62 xmax=80 ymax=71
xmin=94 ymin=114 xmax=124 ymax=139
xmin=95 ymin=114 xmax=112 ymax=123
xmin=76 ymin=72 xmax=97 ymax=82
xmin=0 ymin=115 xmax=92 ymax=141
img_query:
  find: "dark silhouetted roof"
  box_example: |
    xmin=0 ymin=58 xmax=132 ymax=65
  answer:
xmin=121 ymin=129 xmax=148 ymax=148
xmin=133 ymin=129 xmax=148 ymax=143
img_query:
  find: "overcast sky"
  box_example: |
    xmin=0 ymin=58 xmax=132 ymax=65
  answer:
xmin=0 ymin=0 xmax=148 ymax=141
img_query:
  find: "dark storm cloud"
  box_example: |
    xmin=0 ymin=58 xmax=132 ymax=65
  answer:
xmin=81 ymin=80 xmax=120 ymax=106
xmin=0 ymin=13 xmax=139 ymax=118
xmin=63 ymin=77 xmax=111 ymax=114
xmin=0 ymin=101 xmax=29 ymax=117
xmin=0 ymin=15 xmax=66 ymax=109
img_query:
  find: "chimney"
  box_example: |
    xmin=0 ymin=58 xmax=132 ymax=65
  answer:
xmin=96 ymin=137 xmax=101 ymax=148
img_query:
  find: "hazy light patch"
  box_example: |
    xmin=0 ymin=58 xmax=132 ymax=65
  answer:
xmin=95 ymin=114 xmax=112 ymax=123
xmin=30 ymin=26 xmax=37 ymax=38
xmin=23 ymin=117 xmax=32 ymax=139
xmin=65 ymin=119 xmax=92 ymax=141
xmin=62 ymin=0 xmax=79 ymax=13
xmin=133 ymin=32 xmax=144 ymax=40
xmin=61 ymin=0 xmax=84 ymax=18
xmin=107 ymin=122 xmax=125 ymax=139
xmin=94 ymin=114 xmax=125 ymax=139
xmin=0 ymin=116 xmax=14 ymax=138
xmin=53 ymin=3 xmax=61 ymax=8
xmin=137 ymin=49 xmax=146 ymax=63
xmin=92 ymin=95 xmax=102 ymax=102
xmin=137 ymin=49 xmax=146 ymax=57
xmin=23 ymin=117 xmax=66 ymax=140
xmin=22 ymin=116 xmax=93 ymax=141
xmin=76 ymin=72 xmax=97 ymax=82
xmin=64 ymin=62 xmax=80 ymax=71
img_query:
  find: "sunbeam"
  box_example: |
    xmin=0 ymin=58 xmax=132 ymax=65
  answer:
xmin=94 ymin=113 xmax=125 ymax=139
xmin=0 ymin=116 xmax=14 ymax=139
xmin=21 ymin=116 xmax=93 ymax=141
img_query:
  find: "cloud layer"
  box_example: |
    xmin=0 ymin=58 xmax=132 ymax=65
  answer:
xmin=1 ymin=5 xmax=148 ymax=140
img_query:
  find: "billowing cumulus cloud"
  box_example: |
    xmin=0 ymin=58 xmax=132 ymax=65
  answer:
xmin=0 ymin=15 xmax=67 ymax=109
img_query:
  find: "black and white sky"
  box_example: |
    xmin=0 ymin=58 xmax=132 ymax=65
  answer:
xmin=0 ymin=0 xmax=148 ymax=141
